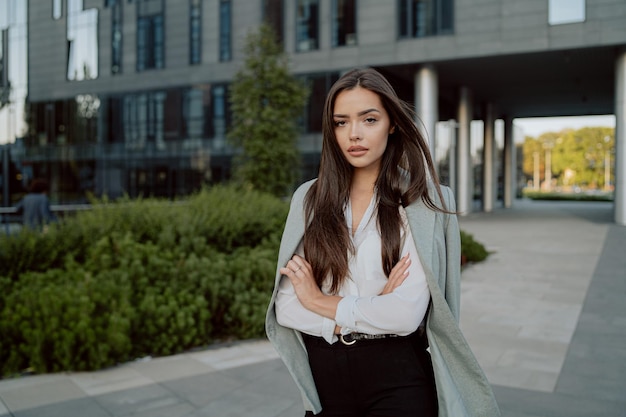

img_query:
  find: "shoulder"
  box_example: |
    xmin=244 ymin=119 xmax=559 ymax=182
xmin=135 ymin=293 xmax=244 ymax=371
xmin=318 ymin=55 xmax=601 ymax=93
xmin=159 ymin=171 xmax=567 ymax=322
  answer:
xmin=290 ymin=178 xmax=317 ymax=203
xmin=425 ymin=181 xmax=456 ymax=212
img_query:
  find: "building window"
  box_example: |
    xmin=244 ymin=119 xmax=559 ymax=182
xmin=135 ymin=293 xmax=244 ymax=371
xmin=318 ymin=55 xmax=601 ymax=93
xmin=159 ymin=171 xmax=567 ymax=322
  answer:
xmin=263 ymin=0 xmax=284 ymax=46
xmin=0 ymin=29 xmax=7 ymax=92
xmin=137 ymin=0 xmax=164 ymax=71
xmin=123 ymin=91 xmax=166 ymax=149
xmin=219 ymin=0 xmax=231 ymax=61
xmin=183 ymin=87 xmax=208 ymax=139
xmin=549 ymin=0 xmax=585 ymax=25
xmin=332 ymin=0 xmax=356 ymax=47
xmin=67 ymin=0 xmax=99 ymax=81
xmin=212 ymin=84 xmax=229 ymax=138
xmin=111 ymin=0 xmax=123 ymax=74
xmin=398 ymin=0 xmax=453 ymax=38
xmin=190 ymin=0 xmax=202 ymax=64
xmin=53 ymin=0 xmax=63 ymax=19
xmin=296 ymin=0 xmax=319 ymax=52
xmin=302 ymin=72 xmax=339 ymax=132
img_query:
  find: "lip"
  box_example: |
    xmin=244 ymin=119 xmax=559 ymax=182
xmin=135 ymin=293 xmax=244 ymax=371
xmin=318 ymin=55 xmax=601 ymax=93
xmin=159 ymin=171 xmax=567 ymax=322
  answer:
xmin=347 ymin=146 xmax=368 ymax=156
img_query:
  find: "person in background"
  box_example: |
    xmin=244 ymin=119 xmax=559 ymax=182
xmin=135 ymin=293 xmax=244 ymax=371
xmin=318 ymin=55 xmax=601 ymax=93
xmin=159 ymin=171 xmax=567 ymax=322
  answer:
xmin=16 ymin=178 xmax=57 ymax=230
xmin=266 ymin=68 xmax=500 ymax=416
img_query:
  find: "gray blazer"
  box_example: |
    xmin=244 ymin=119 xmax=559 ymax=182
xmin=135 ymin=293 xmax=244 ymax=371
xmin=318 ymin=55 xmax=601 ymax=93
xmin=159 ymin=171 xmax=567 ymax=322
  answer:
xmin=265 ymin=179 xmax=501 ymax=416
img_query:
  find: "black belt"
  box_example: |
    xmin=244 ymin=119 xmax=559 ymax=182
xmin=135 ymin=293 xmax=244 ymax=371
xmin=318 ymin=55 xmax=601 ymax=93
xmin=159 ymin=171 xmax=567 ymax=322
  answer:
xmin=339 ymin=332 xmax=399 ymax=346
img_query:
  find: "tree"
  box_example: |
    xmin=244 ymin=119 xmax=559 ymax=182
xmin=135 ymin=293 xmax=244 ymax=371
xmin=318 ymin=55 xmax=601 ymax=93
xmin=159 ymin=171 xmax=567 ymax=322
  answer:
xmin=228 ymin=23 xmax=309 ymax=197
xmin=522 ymin=127 xmax=615 ymax=190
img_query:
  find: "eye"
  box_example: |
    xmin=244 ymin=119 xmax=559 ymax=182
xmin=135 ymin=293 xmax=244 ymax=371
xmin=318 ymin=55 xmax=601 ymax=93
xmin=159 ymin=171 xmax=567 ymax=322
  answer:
xmin=364 ymin=117 xmax=377 ymax=124
xmin=334 ymin=120 xmax=347 ymax=127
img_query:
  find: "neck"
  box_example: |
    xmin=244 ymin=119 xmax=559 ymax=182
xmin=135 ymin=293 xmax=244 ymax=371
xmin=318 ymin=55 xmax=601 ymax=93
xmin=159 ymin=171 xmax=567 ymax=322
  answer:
xmin=351 ymin=167 xmax=379 ymax=195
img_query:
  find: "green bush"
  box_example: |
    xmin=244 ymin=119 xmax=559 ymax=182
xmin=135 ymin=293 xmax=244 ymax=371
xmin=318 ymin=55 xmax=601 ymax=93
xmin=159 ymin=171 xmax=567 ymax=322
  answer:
xmin=0 ymin=184 xmax=490 ymax=377
xmin=460 ymin=230 xmax=490 ymax=264
xmin=0 ymin=185 xmax=287 ymax=377
xmin=522 ymin=190 xmax=613 ymax=202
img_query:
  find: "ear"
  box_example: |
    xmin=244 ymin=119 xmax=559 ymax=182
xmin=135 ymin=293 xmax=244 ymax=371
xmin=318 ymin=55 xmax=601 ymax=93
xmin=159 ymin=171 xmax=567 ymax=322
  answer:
xmin=389 ymin=125 xmax=396 ymax=134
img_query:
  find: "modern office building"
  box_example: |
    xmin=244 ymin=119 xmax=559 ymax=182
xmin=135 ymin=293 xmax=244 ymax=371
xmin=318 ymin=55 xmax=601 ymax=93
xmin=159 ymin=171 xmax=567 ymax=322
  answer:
xmin=1 ymin=0 xmax=625 ymax=223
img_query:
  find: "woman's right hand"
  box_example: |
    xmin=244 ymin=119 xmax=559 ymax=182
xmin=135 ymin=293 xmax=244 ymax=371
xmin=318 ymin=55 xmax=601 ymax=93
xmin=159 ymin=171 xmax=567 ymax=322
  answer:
xmin=380 ymin=254 xmax=411 ymax=295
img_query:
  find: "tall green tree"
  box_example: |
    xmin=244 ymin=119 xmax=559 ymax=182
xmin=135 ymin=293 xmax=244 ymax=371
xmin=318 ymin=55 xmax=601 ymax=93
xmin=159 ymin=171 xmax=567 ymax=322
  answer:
xmin=228 ymin=23 xmax=309 ymax=197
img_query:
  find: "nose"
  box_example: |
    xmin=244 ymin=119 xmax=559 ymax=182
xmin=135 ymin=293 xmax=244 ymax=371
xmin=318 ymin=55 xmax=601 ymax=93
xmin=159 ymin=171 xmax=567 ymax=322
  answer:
xmin=349 ymin=123 xmax=361 ymax=141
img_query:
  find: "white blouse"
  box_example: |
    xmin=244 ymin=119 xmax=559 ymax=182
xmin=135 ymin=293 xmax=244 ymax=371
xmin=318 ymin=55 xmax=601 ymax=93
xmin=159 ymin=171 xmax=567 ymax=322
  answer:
xmin=275 ymin=196 xmax=431 ymax=344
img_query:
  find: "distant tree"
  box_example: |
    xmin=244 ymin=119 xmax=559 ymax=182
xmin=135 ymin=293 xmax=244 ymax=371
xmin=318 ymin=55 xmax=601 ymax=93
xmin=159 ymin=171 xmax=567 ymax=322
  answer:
xmin=228 ymin=23 xmax=309 ymax=197
xmin=522 ymin=127 xmax=614 ymax=189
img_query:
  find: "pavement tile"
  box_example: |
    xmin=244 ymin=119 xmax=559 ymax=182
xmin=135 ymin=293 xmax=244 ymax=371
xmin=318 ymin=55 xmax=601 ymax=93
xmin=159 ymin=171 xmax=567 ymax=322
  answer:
xmin=8 ymin=398 xmax=110 ymax=417
xmin=0 ymin=379 xmax=85 ymax=412
xmin=68 ymin=366 xmax=153 ymax=397
xmin=162 ymin=371 xmax=245 ymax=407
xmin=92 ymin=383 xmax=178 ymax=416
xmin=128 ymin=354 xmax=216 ymax=382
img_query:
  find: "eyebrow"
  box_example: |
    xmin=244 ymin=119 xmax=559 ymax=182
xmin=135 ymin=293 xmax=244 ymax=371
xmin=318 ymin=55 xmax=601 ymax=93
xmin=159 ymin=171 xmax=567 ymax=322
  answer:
xmin=333 ymin=108 xmax=381 ymax=118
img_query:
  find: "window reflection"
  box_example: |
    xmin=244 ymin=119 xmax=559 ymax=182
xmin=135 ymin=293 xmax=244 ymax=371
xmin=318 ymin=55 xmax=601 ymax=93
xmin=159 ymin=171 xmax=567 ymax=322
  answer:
xmin=122 ymin=92 xmax=166 ymax=149
xmin=0 ymin=0 xmax=28 ymax=144
xmin=549 ymin=0 xmax=585 ymax=25
xmin=263 ymin=0 xmax=284 ymax=46
xmin=296 ymin=0 xmax=319 ymax=52
xmin=190 ymin=0 xmax=201 ymax=64
xmin=398 ymin=0 xmax=453 ymax=38
xmin=219 ymin=0 xmax=231 ymax=61
xmin=302 ymin=72 xmax=339 ymax=132
xmin=137 ymin=0 xmax=164 ymax=71
xmin=52 ymin=0 xmax=62 ymax=19
xmin=111 ymin=0 xmax=123 ymax=74
xmin=67 ymin=0 xmax=98 ymax=81
xmin=332 ymin=0 xmax=356 ymax=47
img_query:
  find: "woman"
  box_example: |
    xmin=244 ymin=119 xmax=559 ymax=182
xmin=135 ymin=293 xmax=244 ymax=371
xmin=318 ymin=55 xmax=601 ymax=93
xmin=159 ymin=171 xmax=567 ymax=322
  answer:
xmin=266 ymin=68 xmax=500 ymax=416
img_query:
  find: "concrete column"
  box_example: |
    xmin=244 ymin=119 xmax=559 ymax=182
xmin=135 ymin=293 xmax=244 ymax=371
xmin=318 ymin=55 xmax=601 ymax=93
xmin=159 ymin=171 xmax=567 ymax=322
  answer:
xmin=615 ymin=50 xmax=626 ymax=225
xmin=503 ymin=116 xmax=515 ymax=208
xmin=483 ymin=103 xmax=496 ymax=212
xmin=457 ymin=87 xmax=473 ymax=215
xmin=414 ymin=65 xmax=438 ymax=162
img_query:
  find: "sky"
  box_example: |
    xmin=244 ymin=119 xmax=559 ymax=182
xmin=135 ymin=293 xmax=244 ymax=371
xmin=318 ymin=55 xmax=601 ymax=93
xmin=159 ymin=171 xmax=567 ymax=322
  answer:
xmin=513 ymin=115 xmax=616 ymax=139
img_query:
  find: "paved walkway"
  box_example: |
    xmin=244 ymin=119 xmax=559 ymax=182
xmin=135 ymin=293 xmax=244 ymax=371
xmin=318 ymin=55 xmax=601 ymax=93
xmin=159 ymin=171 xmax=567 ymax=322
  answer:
xmin=1 ymin=199 xmax=624 ymax=417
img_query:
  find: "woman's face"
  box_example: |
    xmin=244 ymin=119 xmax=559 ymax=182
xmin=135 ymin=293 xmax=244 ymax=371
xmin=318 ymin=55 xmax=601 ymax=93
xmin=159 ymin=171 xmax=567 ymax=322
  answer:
xmin=332 ymin=86 xmax=394 ymax=175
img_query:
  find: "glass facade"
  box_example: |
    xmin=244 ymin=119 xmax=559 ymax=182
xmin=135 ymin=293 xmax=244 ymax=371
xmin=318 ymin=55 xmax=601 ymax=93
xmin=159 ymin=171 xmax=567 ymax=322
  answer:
xmin=52 ymin=0 xmax=62 ymax=19
xmin=23 ymin=82 xmax=233 ymax=203
xmin=398 ymin=0 xmax=453 ymax=38
xmin=0 ymin=0 xmax=28 ymax=144
xmin=137 ymin=0 xmax=164 ymax=71
xmin=549 ymin=0 xmax=585 ymax=25
xmin=111 ymin=0 xmax=123 ymax=74
xmin=263 ymin=0 xmax=284 ymax=45
xmin=296 ymin=0 xmax=319 ymax=52
xmin=332 ymin=0 xmax=356 ymax=47
xmin=189 ymin=0 xmax=201 ymax=65
xmin=67 ymin=0 xmax=99 ymax=81
xmin=219 ymin=0 xmax=231 ymax=61
xmin=301 ymin=72 xmax=340 ymax=133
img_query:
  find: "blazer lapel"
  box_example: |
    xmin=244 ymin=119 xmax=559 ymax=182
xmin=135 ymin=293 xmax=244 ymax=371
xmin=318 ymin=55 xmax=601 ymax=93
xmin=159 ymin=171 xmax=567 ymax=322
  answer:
xmin=276 ymin=193 xmax=307 ymax=272
xmin=405 ymin=199 xmax=437 ymax=284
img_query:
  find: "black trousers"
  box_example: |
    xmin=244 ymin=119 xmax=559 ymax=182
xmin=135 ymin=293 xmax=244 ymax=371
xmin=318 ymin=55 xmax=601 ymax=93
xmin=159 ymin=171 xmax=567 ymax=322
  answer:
xmin=303 ymin=332 xmax=438 ymax=417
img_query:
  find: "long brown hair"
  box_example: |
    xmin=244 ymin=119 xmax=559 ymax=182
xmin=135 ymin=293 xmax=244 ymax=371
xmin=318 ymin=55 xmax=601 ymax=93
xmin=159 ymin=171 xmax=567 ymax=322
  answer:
xmin=303 ymin=68 xmax=447 ymax=294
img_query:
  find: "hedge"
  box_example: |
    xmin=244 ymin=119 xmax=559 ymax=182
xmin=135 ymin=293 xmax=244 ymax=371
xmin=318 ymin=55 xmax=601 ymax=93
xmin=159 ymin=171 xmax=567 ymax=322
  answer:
xmin=0 ymin=185 xmax=286 ymax=377
xmin=0 ymin=185 xmax=488 ymax=378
